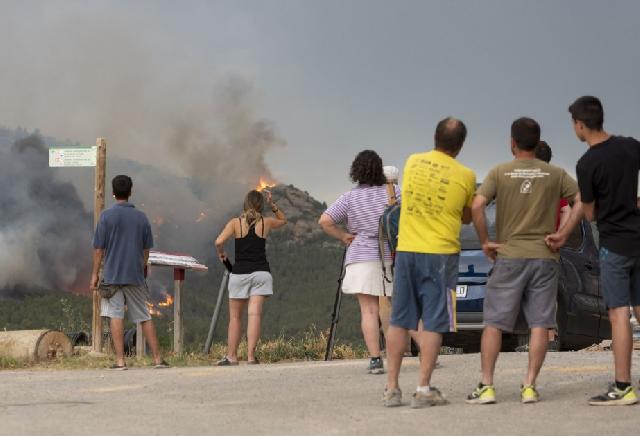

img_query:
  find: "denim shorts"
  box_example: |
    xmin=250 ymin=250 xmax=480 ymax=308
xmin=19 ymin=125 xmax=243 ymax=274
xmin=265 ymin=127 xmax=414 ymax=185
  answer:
xmin=390 ymin=252 xmax=459 ymax=333
xmin=100 ymin=284 xmax=151 ymax=323
xmin=599 ymin=247 xmax=640 ymax=309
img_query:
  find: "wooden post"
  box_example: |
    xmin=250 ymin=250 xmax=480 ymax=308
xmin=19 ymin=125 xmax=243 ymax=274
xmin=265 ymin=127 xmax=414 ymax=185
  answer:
xmin=136 ymin=322 xmax=145 ymax=358
xmin=173 ymin=268 xmax=185 ymax=353
xmin=91 ymin=138 xmax=107 ymax=353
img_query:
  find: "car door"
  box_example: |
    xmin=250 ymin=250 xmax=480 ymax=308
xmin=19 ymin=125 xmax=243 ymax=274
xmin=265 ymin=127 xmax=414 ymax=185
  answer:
xmin=558 ymin=220 xmax=601 ymax=338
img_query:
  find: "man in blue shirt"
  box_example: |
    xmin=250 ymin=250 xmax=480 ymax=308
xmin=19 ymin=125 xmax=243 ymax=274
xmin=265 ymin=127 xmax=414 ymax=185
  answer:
xmin=91 ymin=175 xmax=168 ymax=369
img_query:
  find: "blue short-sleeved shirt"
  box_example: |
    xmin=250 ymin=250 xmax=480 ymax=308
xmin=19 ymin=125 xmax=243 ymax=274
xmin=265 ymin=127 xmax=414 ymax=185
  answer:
xmin=93 ymin=202 xmax=153 ymax=285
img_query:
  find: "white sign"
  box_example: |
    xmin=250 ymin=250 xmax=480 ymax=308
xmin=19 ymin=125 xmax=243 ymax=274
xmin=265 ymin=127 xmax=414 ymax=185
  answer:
xmin=49 ymin=146 xmax=97 ymax=167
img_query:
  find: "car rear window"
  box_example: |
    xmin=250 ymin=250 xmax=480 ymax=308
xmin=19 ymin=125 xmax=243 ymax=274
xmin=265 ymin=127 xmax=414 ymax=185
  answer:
xmin=460 ymin=203 xmax=496 ymax=250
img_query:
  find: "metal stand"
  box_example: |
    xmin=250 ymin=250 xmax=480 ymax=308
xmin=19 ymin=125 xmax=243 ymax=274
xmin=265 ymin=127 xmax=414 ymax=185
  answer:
xmin=324 ymin=249 xmax=347 ymax=361
xmin=203 ymin=269 xmax=231 ymax=354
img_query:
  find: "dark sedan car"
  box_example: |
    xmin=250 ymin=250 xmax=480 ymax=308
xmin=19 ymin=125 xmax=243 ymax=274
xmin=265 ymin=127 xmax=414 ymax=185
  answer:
xmin=447 ymin=204 xmax=611 ymax=351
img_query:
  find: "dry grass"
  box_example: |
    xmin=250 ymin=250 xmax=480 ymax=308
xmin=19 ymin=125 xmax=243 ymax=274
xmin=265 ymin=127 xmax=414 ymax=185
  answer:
xmin=0 ymin=326 xmax=367 ymax=371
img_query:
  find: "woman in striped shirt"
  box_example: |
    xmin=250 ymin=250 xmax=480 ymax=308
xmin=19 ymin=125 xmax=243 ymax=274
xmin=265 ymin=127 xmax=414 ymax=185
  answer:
xmin=319 ymin=150 xmax=399 ymax=375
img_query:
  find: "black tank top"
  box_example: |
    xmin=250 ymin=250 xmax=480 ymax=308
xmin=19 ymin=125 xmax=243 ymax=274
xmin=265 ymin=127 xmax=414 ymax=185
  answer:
xmin=233 ymin=217 xmax=270 ymax=274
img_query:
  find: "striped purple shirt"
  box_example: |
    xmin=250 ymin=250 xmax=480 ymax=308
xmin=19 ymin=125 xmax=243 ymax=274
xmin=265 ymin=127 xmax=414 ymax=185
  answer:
xmin=325 ymin=184 xmax=400 ymax=265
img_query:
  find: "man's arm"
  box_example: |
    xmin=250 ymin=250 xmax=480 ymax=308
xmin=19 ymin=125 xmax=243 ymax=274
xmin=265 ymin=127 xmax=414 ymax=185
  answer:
xmin=90 ymin=249 xmax=104 ymax=290
xmin=545 ymin=193 xmax=586 ymax=251
xmin=582 ymin=200 xmax=595 ymax=222
xmin=472 ymin=194 xmax=500 ymax=261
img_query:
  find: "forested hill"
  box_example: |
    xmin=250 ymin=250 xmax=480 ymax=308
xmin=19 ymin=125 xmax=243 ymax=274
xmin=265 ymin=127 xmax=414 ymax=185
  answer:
xmin=0 ymin=126 xmax=365 ymax=345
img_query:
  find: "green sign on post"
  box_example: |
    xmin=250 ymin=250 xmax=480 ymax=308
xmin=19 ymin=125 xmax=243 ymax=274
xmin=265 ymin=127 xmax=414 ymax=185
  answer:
xmin=48 ymin=146 xmax=97 ymax=167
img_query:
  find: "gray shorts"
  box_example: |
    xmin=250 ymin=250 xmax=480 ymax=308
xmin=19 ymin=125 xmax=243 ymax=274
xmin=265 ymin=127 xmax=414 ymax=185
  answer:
xmin=100 ymin=284 xmax=151 ymax=323
xmin=483 ymin=259 xmax=559 ymax=332
xmin=228 ymin=271 xmax=273 ymax=299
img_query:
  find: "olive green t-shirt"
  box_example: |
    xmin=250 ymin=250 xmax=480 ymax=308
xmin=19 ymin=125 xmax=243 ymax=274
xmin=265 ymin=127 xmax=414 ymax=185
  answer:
xmin=477 ymin=159 xmax=578 ymax=260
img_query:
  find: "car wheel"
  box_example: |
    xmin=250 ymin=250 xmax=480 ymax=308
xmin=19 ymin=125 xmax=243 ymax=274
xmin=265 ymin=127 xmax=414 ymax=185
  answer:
xmin=515 ymin=333 xmax=529 ymax=352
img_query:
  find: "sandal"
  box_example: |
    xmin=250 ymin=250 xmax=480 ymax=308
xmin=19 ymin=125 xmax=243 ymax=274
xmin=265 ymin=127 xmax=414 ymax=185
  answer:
xmin=216 ymin=356 xmax=239 ymax=366
xmin=154 ymin=360 xmax=171 ymax=369
xmin=247 ymin=358 xmax=260 ymax=365
xmin=108 ymin=363 xmax=128 ymax=371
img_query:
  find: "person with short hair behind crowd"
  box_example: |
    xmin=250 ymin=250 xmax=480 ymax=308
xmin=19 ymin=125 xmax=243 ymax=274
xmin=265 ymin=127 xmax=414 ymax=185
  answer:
xmin=383 ymin=117 xmax=475 ymax=408
xmin=215 ymin=189 xmax=287 ymax=366
xmin=320 ymin=150 xmax=400 ymax=375
xmin=547 ymin=96 xmax=640 ymax=406
xmin=535 ymin=140 xmax=571 ymax=348
xmin=91 ymin=175 xmax=169 ymax=370
xmin=467 ymin=118 xmax=580 ymax=405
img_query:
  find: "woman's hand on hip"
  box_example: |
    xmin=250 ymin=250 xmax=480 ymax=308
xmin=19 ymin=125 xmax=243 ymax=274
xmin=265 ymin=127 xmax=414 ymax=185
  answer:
xmin=341 ymin=233 xmax=356 ymax=246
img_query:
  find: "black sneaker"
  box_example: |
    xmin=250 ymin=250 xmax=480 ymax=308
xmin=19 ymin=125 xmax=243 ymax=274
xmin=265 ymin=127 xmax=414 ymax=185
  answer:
xmin=216 ymin=356 xmax=239 ymax=366
xmin=588 ymin=383 xmax=638 ymax=406
xmin=368 ymin=357 xmax=384 ymax=375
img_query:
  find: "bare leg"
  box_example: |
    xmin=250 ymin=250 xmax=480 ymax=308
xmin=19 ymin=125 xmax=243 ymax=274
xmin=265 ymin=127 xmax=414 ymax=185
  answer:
xmin=357 ymin=294 xmax=381 ymax=357
xmin=480 ymin=326 xmax=502 ymax=385
xmin=227 ymin=299 xmax=247 ymax=361
xmin=524 ymin=327 xmax=549 ymax=386
xmin=385 ymin=326 xmax=408 ymax=390
xmin=408 ymin=322 xmax=424 ymax=353
xmin=140 ymin=320 xmax=162 ymax=364
xmin=379 ymin=296 xmax=392 ymax=341
xmin=609 ymin=306 xmax=633 ymax=383
xmin=247 ymin=296 xmax=266 ymax=361
xmin=417 ymin=330 xmax=442 ymax=387
xmin=109 ymin=317 xmax=125 ymax=366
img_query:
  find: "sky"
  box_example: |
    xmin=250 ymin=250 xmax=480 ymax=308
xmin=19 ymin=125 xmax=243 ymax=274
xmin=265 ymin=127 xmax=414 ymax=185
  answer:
xmin=1 ymin=0 xmax=639 ymax=203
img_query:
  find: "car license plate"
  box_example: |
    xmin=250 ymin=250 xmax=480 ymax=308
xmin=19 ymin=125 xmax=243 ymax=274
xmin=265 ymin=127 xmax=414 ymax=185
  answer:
xmin=455 ymin=285 xmax=468 ymax=298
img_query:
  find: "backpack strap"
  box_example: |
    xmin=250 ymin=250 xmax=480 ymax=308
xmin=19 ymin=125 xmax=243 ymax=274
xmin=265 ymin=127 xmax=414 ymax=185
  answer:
xmin=386 ymin=183 xmax=397 ymax=206
xmin=379 ymin=215 xmax=393 ymax=288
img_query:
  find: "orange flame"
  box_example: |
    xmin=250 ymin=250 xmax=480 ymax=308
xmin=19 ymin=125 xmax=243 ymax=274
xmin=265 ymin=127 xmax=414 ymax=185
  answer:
xmin=158 ymin=293 xmax=174 ymax=307
xmin=256 ymin=177 xmax=276 ymax=192
xmin=146 ymin=302 xmax=162 ymax=317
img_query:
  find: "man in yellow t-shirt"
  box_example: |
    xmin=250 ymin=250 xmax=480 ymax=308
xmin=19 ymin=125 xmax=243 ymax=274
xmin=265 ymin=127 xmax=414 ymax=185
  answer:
xmin=383 ymin=117 xmax=476 ymax=409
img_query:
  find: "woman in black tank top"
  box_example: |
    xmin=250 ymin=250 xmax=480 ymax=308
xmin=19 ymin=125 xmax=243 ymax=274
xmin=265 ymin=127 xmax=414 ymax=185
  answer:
xmin=214 ymin=189 xmax=287 ymax=365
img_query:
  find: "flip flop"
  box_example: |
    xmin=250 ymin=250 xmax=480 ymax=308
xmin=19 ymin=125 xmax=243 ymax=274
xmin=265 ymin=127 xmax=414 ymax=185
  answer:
xmin=154 ymin=360 xmax=171 ymax=369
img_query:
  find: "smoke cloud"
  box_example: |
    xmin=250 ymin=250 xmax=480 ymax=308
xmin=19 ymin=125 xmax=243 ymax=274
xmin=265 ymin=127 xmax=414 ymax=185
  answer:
xmin=0 ymin=4 xmax=285 ymax=294
xmin=0 ymin=134 xmax=93 ymax=295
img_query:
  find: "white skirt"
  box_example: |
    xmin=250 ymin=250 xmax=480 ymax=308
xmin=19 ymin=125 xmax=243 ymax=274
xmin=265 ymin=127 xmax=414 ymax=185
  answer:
xmin=342 ymin=261 xmax=393 ymax=297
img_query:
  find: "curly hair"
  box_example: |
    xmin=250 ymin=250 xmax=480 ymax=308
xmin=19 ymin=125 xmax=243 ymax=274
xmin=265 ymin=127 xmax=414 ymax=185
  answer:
xmin=349 ymin=150 xmax=386 ymax=186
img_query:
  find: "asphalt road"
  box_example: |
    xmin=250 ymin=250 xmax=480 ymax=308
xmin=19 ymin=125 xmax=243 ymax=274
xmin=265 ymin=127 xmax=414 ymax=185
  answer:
xmin=1 ymin=351 xmax=639 ymax=436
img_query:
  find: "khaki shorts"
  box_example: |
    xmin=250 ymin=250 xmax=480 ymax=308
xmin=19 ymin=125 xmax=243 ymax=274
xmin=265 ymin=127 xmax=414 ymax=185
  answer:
xmin=483 ymin=258 xmax=559 ymax=332
xmin=100 ymin=284 xmax=151 ymax=323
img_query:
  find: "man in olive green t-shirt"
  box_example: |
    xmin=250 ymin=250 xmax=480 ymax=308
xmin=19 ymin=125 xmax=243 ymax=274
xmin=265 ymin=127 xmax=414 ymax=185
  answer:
xmin=466 ymin=117 xmax=581 ymax=405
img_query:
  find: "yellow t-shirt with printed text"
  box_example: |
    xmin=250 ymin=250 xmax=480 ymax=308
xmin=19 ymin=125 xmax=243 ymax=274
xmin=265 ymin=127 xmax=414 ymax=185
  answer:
xmin=397 ymin=150 xmax=476 ymax=254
